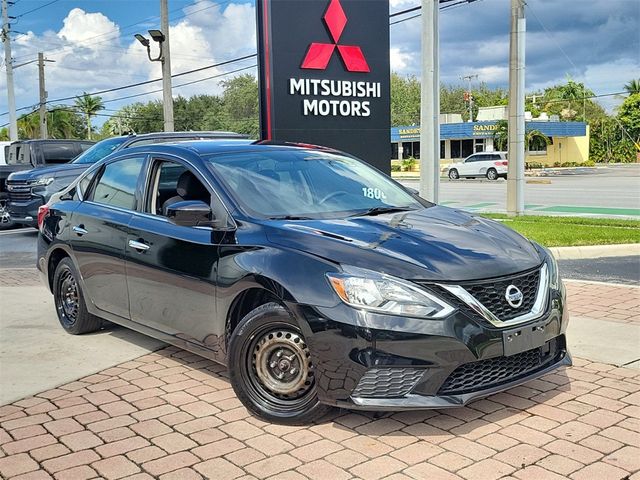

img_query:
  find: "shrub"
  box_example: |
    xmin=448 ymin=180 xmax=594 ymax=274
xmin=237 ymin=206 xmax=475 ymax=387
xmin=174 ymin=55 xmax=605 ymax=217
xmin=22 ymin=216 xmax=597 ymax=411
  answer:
xmin=402 ymin=157 xmax=417 ymax=172
xmin=391 ymin=164 xmax=402 ymax=172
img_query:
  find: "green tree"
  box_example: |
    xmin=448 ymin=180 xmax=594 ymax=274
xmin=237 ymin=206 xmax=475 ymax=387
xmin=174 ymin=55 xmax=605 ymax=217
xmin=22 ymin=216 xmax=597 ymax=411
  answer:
xmin=624 ymin=79 xmax=640 ymax=95
xmin=219 ymin=74 xmax=259 ymax=137
xmin=390 ymin=72 xmax=420 ymax=126
xmin=74 ymin=93 xmax=105 ymax=139
xmin=541 ymin=77 xmax=604 ymax=121
xmin=617 ymin=93 xmax=640 ymax=146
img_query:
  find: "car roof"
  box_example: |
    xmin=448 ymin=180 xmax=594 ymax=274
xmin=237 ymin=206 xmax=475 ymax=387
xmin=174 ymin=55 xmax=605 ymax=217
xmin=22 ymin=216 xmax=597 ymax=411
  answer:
xmin=10 ymin=139 xmax=94 ymax=144
xmin=116 ymin=140 xmax=341 ymax=158
xmin=123 ymin=131 xmax=249 ymax=140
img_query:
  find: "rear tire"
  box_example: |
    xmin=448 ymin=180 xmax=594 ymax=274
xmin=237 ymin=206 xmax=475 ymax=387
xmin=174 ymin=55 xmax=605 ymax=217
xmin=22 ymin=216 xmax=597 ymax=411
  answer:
xmin=53 ymin=258 xmax=102 ymax=335
xmin=486 ymin=168 xmax=498 ymax=181
xmin=228 ymin=302 xmax=331 ymax=425
xmin=448 ymin=169 xmax=459 ymax=180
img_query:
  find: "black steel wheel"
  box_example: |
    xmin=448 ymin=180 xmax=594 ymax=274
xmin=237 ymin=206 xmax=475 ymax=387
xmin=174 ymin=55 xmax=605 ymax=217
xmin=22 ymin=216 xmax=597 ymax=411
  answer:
xmin=448 ymin=169 xmax=459 ymax=180
xmin=228 ymin=302 xmax=331 ymax=424
xmin=486 ymin=168 xmax=498 ymax=180
xmin=53 ymin=258 xmax=102 ymax=334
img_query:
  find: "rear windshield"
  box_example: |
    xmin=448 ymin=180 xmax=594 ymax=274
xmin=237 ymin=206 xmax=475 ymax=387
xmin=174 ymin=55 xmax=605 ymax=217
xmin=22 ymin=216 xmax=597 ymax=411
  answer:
xmin=73 ymin=137 xmax=127 ymax=164
xmin=42 ymin=143 xmax=80 ymax=164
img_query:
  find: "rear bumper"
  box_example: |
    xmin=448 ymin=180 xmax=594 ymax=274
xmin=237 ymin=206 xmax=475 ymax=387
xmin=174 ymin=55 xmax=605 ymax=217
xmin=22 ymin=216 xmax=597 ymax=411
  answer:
xmin=298 ymin=281 xmax=569 ymax=410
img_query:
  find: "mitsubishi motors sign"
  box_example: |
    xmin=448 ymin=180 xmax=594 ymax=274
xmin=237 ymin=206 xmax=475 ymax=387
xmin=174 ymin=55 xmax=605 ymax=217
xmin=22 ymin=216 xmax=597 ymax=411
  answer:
xmin=257 ymin=0 xmax=391 ymax=173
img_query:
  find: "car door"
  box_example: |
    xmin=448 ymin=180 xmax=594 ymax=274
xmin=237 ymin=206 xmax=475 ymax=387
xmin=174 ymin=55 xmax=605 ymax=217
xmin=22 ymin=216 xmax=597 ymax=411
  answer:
xmin=459 ymin=154 xmax=476 ymax=176
xmin=125 ymin=156 xmax=225 ymax=352
xmin=69 ymin=155 xmax=146 ymax=319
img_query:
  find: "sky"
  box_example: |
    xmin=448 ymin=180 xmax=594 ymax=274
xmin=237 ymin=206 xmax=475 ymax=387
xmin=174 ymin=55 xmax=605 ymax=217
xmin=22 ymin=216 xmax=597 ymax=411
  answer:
xmin=1 ymin=0 xmax=639 ymax=128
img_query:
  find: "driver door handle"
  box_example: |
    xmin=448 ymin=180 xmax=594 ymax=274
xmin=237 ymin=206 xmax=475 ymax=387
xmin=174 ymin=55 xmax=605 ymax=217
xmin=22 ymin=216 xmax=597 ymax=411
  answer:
xmin=128 ymin=239 xmax=150 ymax=252
xmin=72 ymin=225 xmax=88 ymax=236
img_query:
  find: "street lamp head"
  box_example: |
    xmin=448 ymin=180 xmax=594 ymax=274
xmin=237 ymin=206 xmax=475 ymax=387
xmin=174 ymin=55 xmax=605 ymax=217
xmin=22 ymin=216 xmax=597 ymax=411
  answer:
xmin=148 ymin=29 xmax=165 ymax=43
xmin=134 ymin=33 xmax=150 ymax=48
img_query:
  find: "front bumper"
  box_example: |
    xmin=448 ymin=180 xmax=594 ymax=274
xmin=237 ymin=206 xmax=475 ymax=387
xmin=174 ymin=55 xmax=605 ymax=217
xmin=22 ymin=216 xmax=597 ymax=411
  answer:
xmin=7 ymin=198 xmax=42 ymax=226
xmin=298 ymin=280 xmax=569 ymax=410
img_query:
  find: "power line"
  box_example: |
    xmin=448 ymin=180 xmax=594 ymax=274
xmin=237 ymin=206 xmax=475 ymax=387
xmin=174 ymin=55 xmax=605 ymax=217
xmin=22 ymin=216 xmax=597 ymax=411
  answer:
xmin=3 ymin=0 xmax=481 ymax=119
xmin=14 ymin=0 xmax=60 ymax=18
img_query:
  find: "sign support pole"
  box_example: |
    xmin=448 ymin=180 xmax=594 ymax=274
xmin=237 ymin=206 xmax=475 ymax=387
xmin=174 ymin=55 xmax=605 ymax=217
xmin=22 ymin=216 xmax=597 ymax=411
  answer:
xmin=507 ymin=0 xmax=526 ymax=216
xmin=419 ymin=0 xmax=439 ymax=203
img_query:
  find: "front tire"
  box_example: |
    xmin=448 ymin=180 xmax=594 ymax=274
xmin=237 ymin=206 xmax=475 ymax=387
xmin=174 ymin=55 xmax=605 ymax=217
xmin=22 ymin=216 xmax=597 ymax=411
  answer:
xmin=0 ymin=197 xmax=14 ymax=230
xmin=486 ymin=168 xmax=498 ymax=180
xmin=228 ymin=302 xmax=331 ymax=424
xmin=448 ymin=169 xmax=459 ymax=180
xmin=53 ymin=258 xmax=102 ymax=335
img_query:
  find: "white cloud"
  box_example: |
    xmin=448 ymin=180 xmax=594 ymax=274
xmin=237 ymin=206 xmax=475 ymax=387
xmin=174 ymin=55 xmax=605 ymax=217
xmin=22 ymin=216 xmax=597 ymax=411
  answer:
xmin=2 ymin=2 xmax=256 ymax=125
xmin=390 ymin=47 xmax=415 ymax=71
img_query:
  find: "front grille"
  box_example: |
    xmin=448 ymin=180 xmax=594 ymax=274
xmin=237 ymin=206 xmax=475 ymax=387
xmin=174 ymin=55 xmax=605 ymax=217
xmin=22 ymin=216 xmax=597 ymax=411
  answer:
xmin=351 ymin=368 xmax=425 ymax=398
xmin=6 ymin=181 xmax=32 ymax=203
xmin=461 ymin=269 xmax=540 ymax=321
xmin=438 ymin=337 xmax=563 ymax=395
xmin=8 ymin=190 xmax=32 ymax=202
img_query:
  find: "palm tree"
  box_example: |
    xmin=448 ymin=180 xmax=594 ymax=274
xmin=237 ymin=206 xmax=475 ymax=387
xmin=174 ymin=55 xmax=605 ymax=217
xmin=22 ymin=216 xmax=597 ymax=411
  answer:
xmin=624 ymin=79 xmax=640 ymax=95
xmin=74 ymin=93 xmax=105 ymax=140
xmin=492 ymin=121 xmax=550 ymax=152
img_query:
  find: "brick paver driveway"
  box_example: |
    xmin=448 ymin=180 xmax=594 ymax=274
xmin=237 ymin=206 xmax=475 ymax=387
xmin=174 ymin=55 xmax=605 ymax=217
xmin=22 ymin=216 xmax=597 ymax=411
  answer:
xmin=0 ymin=280 xmax=638 ymax=480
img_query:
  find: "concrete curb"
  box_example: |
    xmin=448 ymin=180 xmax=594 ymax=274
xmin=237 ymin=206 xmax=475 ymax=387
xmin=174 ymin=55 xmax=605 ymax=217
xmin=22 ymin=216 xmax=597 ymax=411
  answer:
xmin=550 ymin=243 xmax=640 ymax=260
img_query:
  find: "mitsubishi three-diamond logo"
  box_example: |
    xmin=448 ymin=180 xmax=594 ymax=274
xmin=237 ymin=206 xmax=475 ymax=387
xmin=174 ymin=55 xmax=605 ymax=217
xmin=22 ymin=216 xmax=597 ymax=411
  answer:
xmin=301 ymin=0 xmax=370 ymax=72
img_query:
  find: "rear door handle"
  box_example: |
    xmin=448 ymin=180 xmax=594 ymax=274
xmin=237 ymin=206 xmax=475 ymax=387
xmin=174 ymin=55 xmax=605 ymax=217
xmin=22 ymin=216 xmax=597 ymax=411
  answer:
xmin=128 ymin=239 xmax=150 ymax=252
xmin=72 ymin=225 xmax=88 ymax=236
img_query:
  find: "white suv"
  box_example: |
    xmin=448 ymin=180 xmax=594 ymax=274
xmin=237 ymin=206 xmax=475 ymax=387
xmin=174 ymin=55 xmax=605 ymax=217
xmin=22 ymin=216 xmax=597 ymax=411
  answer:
xmin=447 ymin=152 xmax=508 ymax=181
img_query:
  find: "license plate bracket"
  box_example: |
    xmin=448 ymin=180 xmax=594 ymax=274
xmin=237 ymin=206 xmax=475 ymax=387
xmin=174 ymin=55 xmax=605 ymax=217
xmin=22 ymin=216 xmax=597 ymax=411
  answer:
xmin=503 ymin=322 xmax=547 ymax=356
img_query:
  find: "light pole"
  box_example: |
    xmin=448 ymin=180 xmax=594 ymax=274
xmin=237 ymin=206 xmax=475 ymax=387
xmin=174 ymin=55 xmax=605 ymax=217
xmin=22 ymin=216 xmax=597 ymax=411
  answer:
xmin=135 ymin=14 xmax=174 ymax=132
xmin=13 ymin=53 xmax=55 ymax=139
xmin=419 ymin=0 xmax=440 ymax=203
xmin=1 ymin=0 xmax=17 ymax=141
xmin=507 ymin=0 xmax=526 ymax=216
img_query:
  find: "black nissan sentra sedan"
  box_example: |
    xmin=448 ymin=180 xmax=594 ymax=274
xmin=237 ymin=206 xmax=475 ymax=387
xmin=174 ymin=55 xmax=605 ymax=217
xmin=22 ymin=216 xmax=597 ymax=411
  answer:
xmin=37 ymin=140 xmax=570 ymax=424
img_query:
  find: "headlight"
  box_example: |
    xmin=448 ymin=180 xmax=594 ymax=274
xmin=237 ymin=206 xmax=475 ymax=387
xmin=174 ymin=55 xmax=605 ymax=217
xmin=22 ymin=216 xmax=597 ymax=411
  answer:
xmin=326 ymin=268 xmax=454 ymax=318
xmin=545 ymin=249 xmax=560 ymax=289
xmin=29 ymin=177 xmax=55 ymax=187
xmin=534 ymin=242 xmax=560 ymax=289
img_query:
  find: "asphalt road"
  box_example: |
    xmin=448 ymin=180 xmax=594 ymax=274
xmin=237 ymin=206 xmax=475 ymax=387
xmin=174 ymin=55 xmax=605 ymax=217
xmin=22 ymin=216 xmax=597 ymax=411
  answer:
xmin=1 ymin=227 xmax=638 ymax=284
xmin=400 ymin=164 xmax=640 ymax=217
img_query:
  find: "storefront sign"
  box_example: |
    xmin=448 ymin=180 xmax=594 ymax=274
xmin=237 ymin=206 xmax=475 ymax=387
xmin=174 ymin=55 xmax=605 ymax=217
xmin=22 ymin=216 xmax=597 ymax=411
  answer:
xmin=257 ymin=0 xmax=391 ymax=172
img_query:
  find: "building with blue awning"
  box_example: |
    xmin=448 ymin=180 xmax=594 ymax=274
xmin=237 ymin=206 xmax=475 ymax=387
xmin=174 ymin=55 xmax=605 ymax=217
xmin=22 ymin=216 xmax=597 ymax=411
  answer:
xmin=391 ymin=117 xmax=589 ymax=166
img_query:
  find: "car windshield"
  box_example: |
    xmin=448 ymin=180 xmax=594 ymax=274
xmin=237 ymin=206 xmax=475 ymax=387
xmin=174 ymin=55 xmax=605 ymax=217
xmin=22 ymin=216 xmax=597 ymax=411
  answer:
xmin=72 ymin=137 xmax=127 ymax=164
xmin=205 ymin=149 xmax=423 ymax=219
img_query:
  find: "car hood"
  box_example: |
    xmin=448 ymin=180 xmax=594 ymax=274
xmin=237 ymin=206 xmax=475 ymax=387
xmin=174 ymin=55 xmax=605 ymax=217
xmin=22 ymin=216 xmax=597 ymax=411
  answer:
xmin=7 ymin=163 xmax=90 ymax=181
xmin=264 ymin=205 xmax=542 ymax=282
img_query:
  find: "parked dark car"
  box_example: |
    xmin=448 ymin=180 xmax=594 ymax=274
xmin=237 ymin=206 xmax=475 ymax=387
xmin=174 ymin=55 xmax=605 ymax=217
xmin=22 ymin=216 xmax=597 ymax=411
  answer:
xmin=0 ymin=140 xmax=94 ymax=228
xmin=37 ymin=141 xmax=570 ymax=424
xmin=6 ymin=131 xmax=248 ymax=227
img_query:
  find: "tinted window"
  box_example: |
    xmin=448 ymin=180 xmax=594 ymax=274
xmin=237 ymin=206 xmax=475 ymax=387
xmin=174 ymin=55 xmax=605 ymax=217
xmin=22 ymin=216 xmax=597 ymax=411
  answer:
xmin=7 ymin=144 xmax=30 ymax=165
xmin=42 ymin=143 xmax=80 ymax=163
xmin=206 ymin=150 xmax=421 ymax=219
xmin=73 ymin=137 xmax=127 ymax=164
xmin=91 ymin=157 xmax=145 ymax=210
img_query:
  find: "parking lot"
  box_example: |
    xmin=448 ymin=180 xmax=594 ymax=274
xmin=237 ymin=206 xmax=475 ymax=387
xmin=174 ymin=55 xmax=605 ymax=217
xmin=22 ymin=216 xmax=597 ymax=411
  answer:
xmin=1 ymin=260 xmax=639 ymax=479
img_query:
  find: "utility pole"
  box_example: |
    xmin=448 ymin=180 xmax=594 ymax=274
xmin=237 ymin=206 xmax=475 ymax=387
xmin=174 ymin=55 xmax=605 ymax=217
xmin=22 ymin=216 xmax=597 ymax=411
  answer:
xmin=38 ymin=53 xmax=47 ymax=139
xmin=507 ymin=0 xmax=526 ymax=216
xmin=461 ymin=73 xmax=478 ymax=122
xmin=1 ymin=0 xmax=17 ymax=141
xmin=160 ymin=0 xmax=174 ymax=132
xmin=419 ymin=0 xmax=439 ymax=203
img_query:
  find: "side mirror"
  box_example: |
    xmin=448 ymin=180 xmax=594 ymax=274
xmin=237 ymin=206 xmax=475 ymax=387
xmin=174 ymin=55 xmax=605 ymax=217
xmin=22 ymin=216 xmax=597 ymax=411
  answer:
xmin=166 ymin=200 xmax=213 ymax=227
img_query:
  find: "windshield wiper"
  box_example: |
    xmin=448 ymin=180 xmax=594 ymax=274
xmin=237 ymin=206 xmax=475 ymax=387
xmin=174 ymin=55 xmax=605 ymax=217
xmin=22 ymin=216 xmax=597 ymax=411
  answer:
xmin=350 ymin=206 xmax=415 ymax=217
xmin=268 ymin=215 xmax=313 ymax=220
